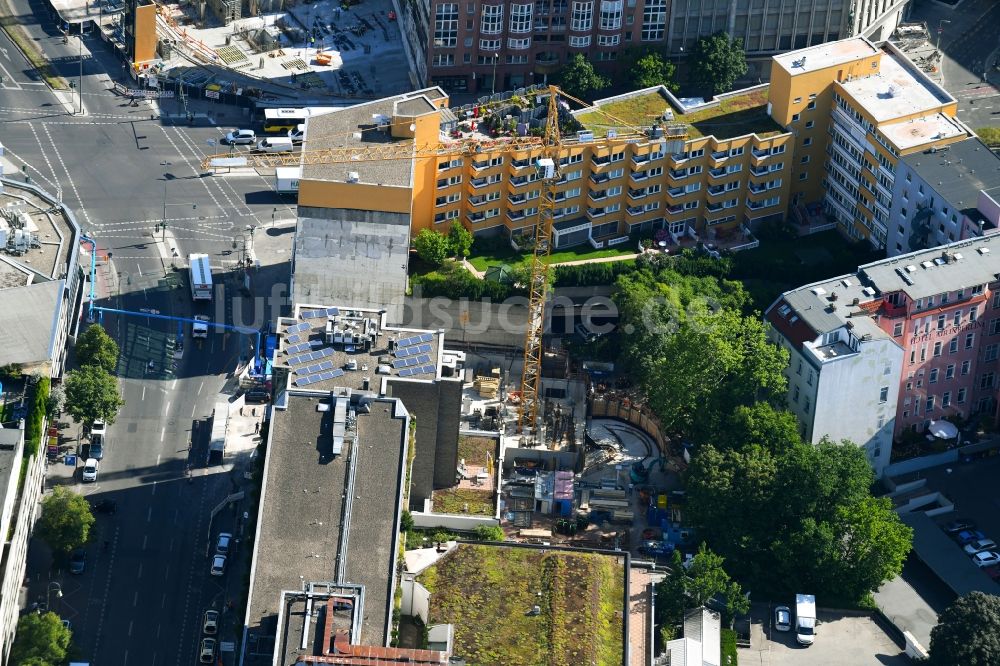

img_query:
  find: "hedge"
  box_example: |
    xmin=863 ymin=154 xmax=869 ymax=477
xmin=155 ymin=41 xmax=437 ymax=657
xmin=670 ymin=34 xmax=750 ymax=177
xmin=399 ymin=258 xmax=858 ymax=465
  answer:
xmin=24 ymin=377 xmax=49 ymax=458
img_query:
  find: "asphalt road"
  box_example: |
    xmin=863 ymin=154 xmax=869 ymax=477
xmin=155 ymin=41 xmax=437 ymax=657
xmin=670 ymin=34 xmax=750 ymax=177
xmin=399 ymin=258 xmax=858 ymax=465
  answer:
xmin=2 ymin=10 xmax=289 ymax=664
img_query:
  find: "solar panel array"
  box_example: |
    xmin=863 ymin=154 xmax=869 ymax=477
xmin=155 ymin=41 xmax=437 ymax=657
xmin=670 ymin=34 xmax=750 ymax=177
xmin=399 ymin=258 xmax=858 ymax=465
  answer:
xmin=287 ymin=322 xmax=311 ymax=333
xmin=302 ymin=307 xmax=340 ymax=319
xmin=398 ymin=365 xmax=436 ymax=377
xmin=294 ymin=368 xmax=346 ymax=386
xmin=397 ymin=332 xmax=434 ymax=347
xmin=287 ymin=333 xmax=303 ymax=344
xmin=287 ymin=342 xmax=312 ymax=354
xmin=288 ymin=347 xmax=335 ymax=366
xmin=395 ymin=343 xmax=432 ymax=358
xmin=392 ymin=354 xmax=431 ymax=369
xmin=295 ymin=360 xmax=335 ymax=375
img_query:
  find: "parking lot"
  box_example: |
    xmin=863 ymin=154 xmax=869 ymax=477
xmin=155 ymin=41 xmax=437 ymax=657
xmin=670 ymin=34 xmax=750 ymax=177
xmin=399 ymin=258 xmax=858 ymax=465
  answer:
xmin=739 ymin=607 xmax=908 ymax=666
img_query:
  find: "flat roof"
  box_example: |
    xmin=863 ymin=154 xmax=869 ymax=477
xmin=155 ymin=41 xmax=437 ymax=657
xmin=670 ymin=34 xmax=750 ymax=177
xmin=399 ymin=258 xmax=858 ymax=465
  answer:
xmin=291 ymin=214 xmax=410 ymax=323
xmin=902 ymin=137 xmax=1000 ymax=213
xmin=245 ymin=393 xmax=408 ymax=664
xmin=840 ymin=49 xmax=955 ymax=124
xmin=860 ymin=235 xmax=1000 ymax=300
xmin=902 ymin=512 xmax=999 ymax=598
xmin=273 ymin=305 xmax=442 ymax=394
xmin=302 ymin=91 xmax=441 ymax=188
xmin=772 ymin=36 xmax=879 ymax=75
xmin=0 ymin=280 xmax=64 ymax=368
xmin=879 ymin=113 xmax=967 ymax=151
xmin=576 ymin=87 xmax=784 ymax=140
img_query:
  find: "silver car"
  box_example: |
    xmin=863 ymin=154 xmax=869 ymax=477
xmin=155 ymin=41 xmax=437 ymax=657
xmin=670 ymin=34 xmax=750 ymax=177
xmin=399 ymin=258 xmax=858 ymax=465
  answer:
xmin=774 ymin=605 xmax=791 ymax=632
xmin=210 ymin=554 xmax=226 ymax=576
xmin=224 ymin=129 xmax=256 ymax=145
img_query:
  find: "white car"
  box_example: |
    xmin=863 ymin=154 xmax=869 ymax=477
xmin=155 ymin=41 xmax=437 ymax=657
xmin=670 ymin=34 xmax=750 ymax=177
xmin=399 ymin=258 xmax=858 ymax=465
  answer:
xmin=199 ymin=637 xmax=217 ymax=663
xmin=82 ymin=458 xmax=99 ymax=482
xmin=288 ymin=124 xmax=305 ymax=144
xmin=203 ymin=609 xmax=219 ymax=634
xmin=774 ymin=605 xmax=791 ymax=632
xmin=90 ymin=419 xmax=107 ymax=443
xmin=210 ymin=554 xmax=226 ymax=576
xmin=972 ymin=551 xmax=1000 ymax=568
xmin=192 ymin=315 xmax=209 ymax=339
xmin=964 ymin=539 xmax=997 ymax=555
xmin=224 ymin=129 xmax=256 ymax=145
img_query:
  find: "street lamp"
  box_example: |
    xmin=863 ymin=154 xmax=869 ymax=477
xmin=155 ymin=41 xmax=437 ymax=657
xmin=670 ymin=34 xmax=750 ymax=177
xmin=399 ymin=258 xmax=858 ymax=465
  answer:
xmin=77 ymin=23 xmax=84 ymax=115
xmin=936 ymin=19 xmax=951 ymax=54
xmin=271 ymin=207 xmax=277 ymax=228
xmin=491 ymin=52 xmax=499 ymax=96
xmin=160 ymin=182 xmax=196 ymax=241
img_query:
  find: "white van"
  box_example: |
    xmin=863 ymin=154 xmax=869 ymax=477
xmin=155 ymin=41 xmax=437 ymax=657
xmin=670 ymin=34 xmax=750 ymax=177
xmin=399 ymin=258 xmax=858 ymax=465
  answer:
xmin=256 ymin=137 xmax=294 ymax=153
xmin=288 ymin=124 xmax=306 ymax=144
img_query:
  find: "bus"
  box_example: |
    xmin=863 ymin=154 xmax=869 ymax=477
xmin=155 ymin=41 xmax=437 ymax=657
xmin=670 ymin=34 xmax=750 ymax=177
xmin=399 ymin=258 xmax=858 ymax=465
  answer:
xmin=261 ymin=107 xmax=343 ymax=134
xmin=189 ymin=253 xmax=213 ymax=301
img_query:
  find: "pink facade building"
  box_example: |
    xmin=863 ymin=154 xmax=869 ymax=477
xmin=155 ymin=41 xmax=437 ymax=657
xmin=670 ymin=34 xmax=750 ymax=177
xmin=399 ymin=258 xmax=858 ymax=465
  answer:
xmin=767 ymin=234 xmax=1000 ymax=476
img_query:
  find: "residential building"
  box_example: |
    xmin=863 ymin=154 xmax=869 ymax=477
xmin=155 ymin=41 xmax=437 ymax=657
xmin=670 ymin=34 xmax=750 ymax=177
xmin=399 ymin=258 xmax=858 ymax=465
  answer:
xmin=766 ymin=275 xmax=902 ymax=477
xmin=769 ymin=37 xmax=971 ymax=250
xmin=886 ymin=137 xmax=1000 ymax=256
xmin=300 ymin=84 xmax=792 ymax=250
xmin=663 ymin=606 xmax=721 ymax=666
xmin=403 ymin=0 xmax=910 ymax=94
xmin=768 ymin=235 xmax=1000 ymax=472
xmin=0 ymin=422 xmax=45 ymax=665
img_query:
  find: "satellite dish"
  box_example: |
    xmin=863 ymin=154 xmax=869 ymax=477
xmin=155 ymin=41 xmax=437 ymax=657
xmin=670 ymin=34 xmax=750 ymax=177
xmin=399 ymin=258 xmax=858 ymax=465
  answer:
xmin=409 ymin=123 xmax=416 ymax=132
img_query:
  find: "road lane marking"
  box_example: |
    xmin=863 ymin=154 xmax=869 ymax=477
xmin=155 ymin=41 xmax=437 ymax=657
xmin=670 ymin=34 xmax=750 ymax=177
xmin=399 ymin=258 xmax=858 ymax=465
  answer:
xmin=136 ymin=263 xmax=142 ymax=277
xmin=147 ymin=507 xmax=153 ymax=522
xmin=198 ymin=381 xmax=204 ymax=395
xmin=156 ymin=454 xmax=160 ymax=466
xmin=171 ymin=379 xmax=177 ymax=389
xmin=143 ymin=534 xmax=148 ymax=550
xmin=137 ymin=563 xmax=143 ymax=579
xmin=151 ymin=481 xmax=156 ymax=496
xmin=166 ymin=401 xmax=171 ymax=413
xmin=133 ymin=590 xmax=138 ymax=607
xmin=123 ymin=650 xmax=128 ymax=665
xmin=142 ymin=386 xmax=146 ymax=400
xmin=128 ymin=620 xmax=133 ymax=636
xmin=191 ymin=404 xmax=196 ymax=418
xmin=160 ymin=427 xmax=165 ymax=442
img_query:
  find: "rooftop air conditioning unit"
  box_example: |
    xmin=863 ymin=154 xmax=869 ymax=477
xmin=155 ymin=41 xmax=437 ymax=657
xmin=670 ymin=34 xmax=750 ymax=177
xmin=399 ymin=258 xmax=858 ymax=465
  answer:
xmin=347 ymin=171 xmax=360 ymax=183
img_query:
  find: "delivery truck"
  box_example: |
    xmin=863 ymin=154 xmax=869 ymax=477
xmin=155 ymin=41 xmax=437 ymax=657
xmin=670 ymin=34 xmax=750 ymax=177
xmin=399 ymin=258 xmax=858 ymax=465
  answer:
xmin=795 ymin=593 xmax=817 ymax=646
xmin=209 ymin=401 xmax=229 ymax=465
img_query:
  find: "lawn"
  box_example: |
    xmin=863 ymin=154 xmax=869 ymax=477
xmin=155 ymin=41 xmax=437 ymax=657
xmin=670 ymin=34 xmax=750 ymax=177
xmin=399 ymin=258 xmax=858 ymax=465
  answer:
xmin=576 ymin=87 xmax=783 ymax=140
xmin=419 ymin=545 xmax=625 ymax=666
xmin=731 ymin=229 xmax=881 ymax=312
xmin=721 ymin=628 xmax=738 ymax=666
xmin=458 ymin=434 xmax=498 ymax=467
xmin=468 ymin=244 xmax=637 ymax=272
xmin=431 ymin=487 xmax=495 ymax=515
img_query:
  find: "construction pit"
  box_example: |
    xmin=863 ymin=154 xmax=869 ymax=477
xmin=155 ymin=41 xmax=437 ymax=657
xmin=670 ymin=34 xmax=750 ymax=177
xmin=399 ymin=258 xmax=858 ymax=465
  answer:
xmin=152 ymin=0 xmax=413 ymax=98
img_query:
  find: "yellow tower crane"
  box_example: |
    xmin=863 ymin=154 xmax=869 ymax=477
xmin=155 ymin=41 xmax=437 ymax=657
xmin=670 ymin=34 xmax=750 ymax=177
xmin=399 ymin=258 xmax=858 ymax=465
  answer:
xmin=200 ymin=85 xmax=683 ymax=442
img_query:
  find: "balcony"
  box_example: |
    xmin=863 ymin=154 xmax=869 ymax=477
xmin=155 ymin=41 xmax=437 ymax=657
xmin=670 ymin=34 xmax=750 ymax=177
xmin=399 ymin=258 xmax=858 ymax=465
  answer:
xmin=509 ymin=193 xmax=528 ymax=204
xmin=469 ymin=177 xmax=494 ymax=189
xmin=708 ymin=167 xmax=726 ymax=179
xmin=706 ymin=185 xmax=726 ymax=196
xmin=747 ymin=198 xmax=778 ymax=211
xmin=710 ymin=150 xmax=728 ymax=161
xmin=751 ymin=148 xmax=770 ymax=159
xmin=590 ymin=172 xmax=612 ymax=185
xmin=671 ymin=152 xmax=689 ymax=163
xmin=667 ymin=186 xmax=685 ymax=198
xmin=669 ymin=168 xmax=689 ymax=180
xmin=587 ymin=207 xmax=608 ymax=218
xmin=468 ymin=211 xmax=487 ymax=223
xmin=748 ymin=182 xmax=766 ymax=194
xmin=629 ymin=171 xmax=651 ymax=183
xmin=706 ymin=201 xmax=723 ymax=212
xmin=508 ymin=209 xmax=528 ymax=222
xmin=628 ymin=188 xmax=649 ymax=200
xmin=511 ymin=158 xmax=532 ymax=170
xmin=749 ymin=165 xmax=769 ymax=177
xmin=589 ymin=189 xmax=610 ymax=202
xmin=510 ymin=175 xmax=534 ymax=187
xmin=591 ymin=155 xmax=620 ymax=169
xmin=626 ymin=205 xmax=644 ymax=216
xmin=468 ymin=195 xmax=497 ymax=207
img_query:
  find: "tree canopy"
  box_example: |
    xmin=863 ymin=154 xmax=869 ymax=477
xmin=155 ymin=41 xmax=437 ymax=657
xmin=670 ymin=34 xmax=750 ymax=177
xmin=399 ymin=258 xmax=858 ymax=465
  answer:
xmin=558 ymin=54 xmax=609 ymax=100
xmin=448 ymin=221 xmax=474 ymax=259
xmin=626 ymin=49 xmax=679 ymax=91
xmin=74 ymin=323 xmax=119 ymax=373
xmin=656 ymin=544 xmax=749 ymax=642
xmin=413 ymin=229 xmax=452 ymax=266
xmin=690 ymin=32 xmax=749 ymax=95
xmin=38 ymin=486 xmax=95 ymax=554
xmin=64 ymin=365 xmax=124 ymax=426
xmin=685 ymin=436 xmax=912 ymax=602
xmin=10 ymin=612 xmax=72 ymax=665
xmin=929 ymin=591 xmax=1000 ymax=665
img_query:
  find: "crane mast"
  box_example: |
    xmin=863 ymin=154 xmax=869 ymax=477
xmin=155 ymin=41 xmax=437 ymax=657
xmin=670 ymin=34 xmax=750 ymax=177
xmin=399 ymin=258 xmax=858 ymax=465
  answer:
xmin=516 ymin=86 xmax=561 ymax=438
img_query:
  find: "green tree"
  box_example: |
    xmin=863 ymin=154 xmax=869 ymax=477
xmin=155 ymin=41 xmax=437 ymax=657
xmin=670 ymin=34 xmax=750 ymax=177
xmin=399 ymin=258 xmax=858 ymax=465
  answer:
xmin=448 ymin=221 xmax=474 ymax=259
xmin=690 ymin=31 xmax=749 ymax=95
xmin=473 ymin=524 xmax=505 ymax=541
xmin=38 ymin=486 xmax=95 ymax=554
xmin=655 ymin=544 xmax=749 ymax=631
xmin=400 ymin=510 xmax=414 ymax=532
xmin=929 ymin=592 xmax=1000 ymax=665
xmin=714 ymin=402 xmax=802 ymax=454
xmin=413 ymin=229 xmax=451 ymax=266
xmin=558 ymin=54 xmax=609 ymax=100
xmin=10 ymin=612 xmax=71 ymax=665
xmin=64 ymin=365 xmax=123 ymax=426
xmin=74 ymin=324 xmax=119 ymax=373
xmin=627 ymin=49 xmax=679 ymax=92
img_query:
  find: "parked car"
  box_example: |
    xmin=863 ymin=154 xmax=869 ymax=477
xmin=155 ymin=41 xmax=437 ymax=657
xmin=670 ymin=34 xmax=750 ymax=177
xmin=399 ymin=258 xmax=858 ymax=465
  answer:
xmin=88 ymin=438 xmax=104 ymax=461
xmin=69 ymin=549 xmax=86 ymax=575
xmin=199 ymin=637 xmax=217 ymax=663
xmin=82 ymin=458 xmax=99 ymax=482
xmin=956 ymin=529 xmax=987 ymax=545
xmin=944 ymin=519 xmax=977 ymax=534
xmin=90 ymin=419 xmax=106 ymax=443
xmin=223 ymin=129 xmax=256 ymax=145
xmin=964 ymin=539 xmax=997 ymax=555
xmin=210 ymin=554 xmax=226 ymax=576
xmin=972 ymin=551 xmax=1000 ymax=568
xmin=93 ymin=499 xmax=117 ymax=515
xmin=244 ymin=388 xmax=270 ymax=404
xmin=203 ymin=609 xmax=219 ymax=634
xmin=216 ymin=532 xmax=232 ymax=556
xmin=984 ymin=565 xmax=1000 ymax=581
xmin=774 ymin=605 xmax=792 ymax=632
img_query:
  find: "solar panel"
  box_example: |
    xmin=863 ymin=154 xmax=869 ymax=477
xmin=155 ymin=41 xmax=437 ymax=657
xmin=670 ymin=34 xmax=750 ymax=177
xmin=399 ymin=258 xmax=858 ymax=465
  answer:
xmin=316 ymin=348 xmax=334 ymax=359
xmin=397 ymin=336 xmax=412 ymax=348
xmin=414 ymin=354 xmax=431 ymax=364
xmin=307 ymin=363 xmax=322 ymax=373
xmin=398 ymin=368 xmax=414 ymax=377
xmin=419 ymin=333 xmax=434 ymax=343
xmin=295 ymin=376 xmax=314 ymax=386
xmin=287 ymin=334 xmax=302 ymax=344
xmin=310 ymin=339 xmax=324 ymax=348
xmin=318 ymin=360 xmax=334 ymax=371
xmin=328 ymin=368 xmax=345 ymax=379
xmin=419 ymin=343 xmax=432 ymax=353
xmin=288 ymin=322 xmax=311 ymax=332
xmin=392 ymin=359 xmax=406 ymax=369
xmin=394 ymin=347 xmax=409 ymax=358
xmin=319 ymin=371 xmax=335 ymax=380
xmin=301 ymin=310 xmax=324 ymax=319
xmin=326 ymin=307 xmax=339 ymax=316
xmin=420 ymin=364 xmax=437 ymax=374
xmin=287 ymin=343 xmax=308 ymax=354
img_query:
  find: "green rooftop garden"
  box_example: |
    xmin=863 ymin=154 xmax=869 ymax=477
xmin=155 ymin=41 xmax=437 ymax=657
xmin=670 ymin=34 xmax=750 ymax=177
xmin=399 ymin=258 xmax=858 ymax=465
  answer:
xmin=577 ymin=87 xmax=784 ymax=141
xmin=418 ymin=544 xmax=625 ymax=665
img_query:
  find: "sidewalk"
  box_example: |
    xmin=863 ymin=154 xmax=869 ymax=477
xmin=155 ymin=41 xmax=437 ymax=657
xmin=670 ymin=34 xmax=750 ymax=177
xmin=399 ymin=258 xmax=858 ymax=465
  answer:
xmin=460 ymin=251 xmax=641 ymax=279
